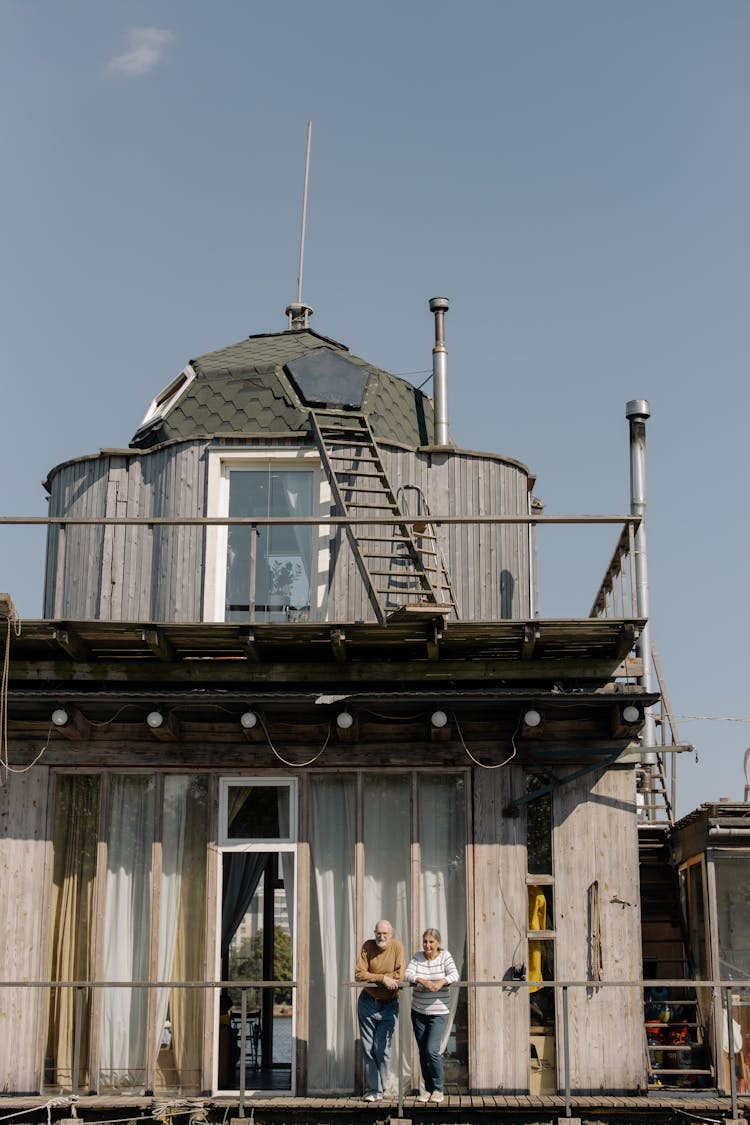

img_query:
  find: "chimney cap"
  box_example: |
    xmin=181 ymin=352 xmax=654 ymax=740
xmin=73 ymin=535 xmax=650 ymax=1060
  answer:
xmin=626 ymin=399 xmax=650 ymax=421
xmin=429 ymin=297 xmax=450 ymax=313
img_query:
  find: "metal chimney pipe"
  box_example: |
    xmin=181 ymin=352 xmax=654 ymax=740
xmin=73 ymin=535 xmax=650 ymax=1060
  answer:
xmin=626 ymin=399 xmax=657 ymax=767
xmin=429 ymin=297 xmax=450 ymax=446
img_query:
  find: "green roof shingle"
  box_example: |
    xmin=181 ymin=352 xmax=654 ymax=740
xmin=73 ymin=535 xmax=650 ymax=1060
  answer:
xmin=130 ymin=329 xmax=435 ymax=449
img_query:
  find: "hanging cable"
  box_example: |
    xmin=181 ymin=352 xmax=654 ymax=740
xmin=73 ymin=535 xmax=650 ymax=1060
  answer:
xmin=258 ymin=711 xmax=331 ymax=767
xmin=454 ymin=713 xmax=520 ymax=770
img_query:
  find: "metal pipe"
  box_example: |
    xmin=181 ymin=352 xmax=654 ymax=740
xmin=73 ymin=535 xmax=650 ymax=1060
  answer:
xmin=562 ymin=984 xmax=572 ymax=1116
xmin=429 ymin=297 xmax=450 ymax=446
xmin=626 ymin=400 xmax=657 ymax=766
xmin=727 ymin=987 xmax=738 ymax=1118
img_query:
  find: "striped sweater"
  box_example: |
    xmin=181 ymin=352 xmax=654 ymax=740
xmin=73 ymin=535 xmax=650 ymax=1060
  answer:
xmin=405 ymin=949 xmax=459 ymax=1015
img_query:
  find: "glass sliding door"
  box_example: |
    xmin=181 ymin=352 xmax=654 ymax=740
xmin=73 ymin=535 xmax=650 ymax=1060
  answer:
xmin=217 ymin=779 xmax=297 ymax=1094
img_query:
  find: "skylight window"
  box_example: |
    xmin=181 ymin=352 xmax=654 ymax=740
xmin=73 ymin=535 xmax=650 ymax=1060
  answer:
xmin=135 ymin=364 xmax=196 ymax=432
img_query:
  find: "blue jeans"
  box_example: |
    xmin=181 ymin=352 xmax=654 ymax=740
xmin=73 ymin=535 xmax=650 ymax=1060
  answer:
xmin=358 ymin=992 xmax=399 ymax=1096
xmin=411 ymin=1009 xmax=449 ymax=1093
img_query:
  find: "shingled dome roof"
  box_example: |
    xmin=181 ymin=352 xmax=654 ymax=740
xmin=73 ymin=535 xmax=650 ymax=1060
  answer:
xmin=131 ymin=328 xmax=436 ymax=449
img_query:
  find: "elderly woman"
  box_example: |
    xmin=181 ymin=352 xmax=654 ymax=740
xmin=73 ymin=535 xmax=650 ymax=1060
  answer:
xmin=405 ymin=928 xmax=459 ymax=1104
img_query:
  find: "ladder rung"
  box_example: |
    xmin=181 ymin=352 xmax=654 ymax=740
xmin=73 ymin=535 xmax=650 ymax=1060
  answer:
xmin=336 ymin=486 xmax=397 ymax=497
xmin=334 ymin=470 xmax=388 ymax=480
xmin=329 ymin=453 xmax=380 ymax=463
xmin=345 ymin=505 xmax=400 ymax=513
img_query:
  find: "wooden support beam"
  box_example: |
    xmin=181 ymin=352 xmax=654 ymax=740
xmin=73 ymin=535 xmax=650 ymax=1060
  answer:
xmin=11 ymin=655 xmax=647 ymax=685
xmin=52 ymin=627 xmax=89 ymax=661
xmin=330 ymin=628 xmax=347 ymax=663
xmin=614 ymin=622 xmax=637 ymax=660
xmin=142 ymin=627 xmax=176 ymax=662
xmin=426 ymin=622 xmax=443 ymax=662
xmin=522 ymin=623 xmax=540 ymax=660
xmin=148 ymin=712 xmax=181 ymax=741
xmin=239 ymin=629 xmax=261 ymax=663
xmin=53 ymin=707 xmax=91 ymax=740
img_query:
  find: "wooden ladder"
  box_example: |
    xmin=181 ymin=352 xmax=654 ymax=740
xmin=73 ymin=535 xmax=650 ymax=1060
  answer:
xmin=309 ymin=410 xmax=458 ymax=625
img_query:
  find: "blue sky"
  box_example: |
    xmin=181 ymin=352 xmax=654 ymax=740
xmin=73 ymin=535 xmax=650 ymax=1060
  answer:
xmin=1 ymin=1 xmax=748 ymax=814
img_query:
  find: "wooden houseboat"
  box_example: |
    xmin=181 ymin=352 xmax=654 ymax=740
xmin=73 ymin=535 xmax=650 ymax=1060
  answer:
xmin=1 ymin=299 xmax=748 ymax=1124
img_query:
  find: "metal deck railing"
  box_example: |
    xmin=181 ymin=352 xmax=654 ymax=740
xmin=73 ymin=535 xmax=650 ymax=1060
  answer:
xmin=2 ymin=976 xmax=747 ymax=1121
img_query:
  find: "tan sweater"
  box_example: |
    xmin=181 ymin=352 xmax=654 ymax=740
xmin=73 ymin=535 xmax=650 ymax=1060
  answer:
xmin=355 ymin=938 xmax=406 ymax=1001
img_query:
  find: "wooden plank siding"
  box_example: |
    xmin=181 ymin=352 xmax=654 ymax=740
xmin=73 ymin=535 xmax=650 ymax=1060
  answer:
xmin=470 ymin=764 xmax=529 ymax=1092
xmin=0 ymin=767 xmax=50 ymax=1093
xmin=43 ymin=439 xmax=532 ymax=625
xmin=553 ymin=765 xmax=645 ymax=1093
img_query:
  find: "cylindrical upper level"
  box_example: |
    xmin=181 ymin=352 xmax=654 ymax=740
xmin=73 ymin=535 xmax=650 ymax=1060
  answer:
xmin=43 ymin=328 xmax=533 ymax=623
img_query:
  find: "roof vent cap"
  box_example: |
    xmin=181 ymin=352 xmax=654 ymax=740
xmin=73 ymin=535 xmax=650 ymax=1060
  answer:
xmin=286 ymin=302 xmax=314 ymax=331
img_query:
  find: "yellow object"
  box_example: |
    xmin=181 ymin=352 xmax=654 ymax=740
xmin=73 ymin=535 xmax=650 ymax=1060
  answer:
xmin=528 ymin=885 xmax=547 ymax=993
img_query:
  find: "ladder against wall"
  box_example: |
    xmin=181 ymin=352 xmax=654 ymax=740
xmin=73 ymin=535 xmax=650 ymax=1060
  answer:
xmin=309 ymin=410 xmax=459 ymax=625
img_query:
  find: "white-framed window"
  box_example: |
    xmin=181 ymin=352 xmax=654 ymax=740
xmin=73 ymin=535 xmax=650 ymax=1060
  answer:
xmin=204 ymin=449 xmax=331 ymax=623
xmin=218 ymin=777 xmax=298 ymax=848
xmin=134 ymin=364 xmax=197 ymax=436
xmin=216 ymin=776 xmax=298 ymax=1095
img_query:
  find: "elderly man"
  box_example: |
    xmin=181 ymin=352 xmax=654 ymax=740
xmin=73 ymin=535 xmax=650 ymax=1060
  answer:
xmin=354 ymin=919 xmax=405 ymax=1101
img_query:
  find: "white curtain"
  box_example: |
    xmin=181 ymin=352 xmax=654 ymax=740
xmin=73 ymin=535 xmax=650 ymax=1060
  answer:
xmin=100 ymin=776 xmax=155 ymax=1088
xmin=308 ymin=777 xmax=356 ymax=1091
xmin=419 ymin=775 xmax=467 ymax=1052
xmin=363 ymin=775 xmax=411 ymax=1096
xmin=153 ymin=777 xmax=190 ymax=1065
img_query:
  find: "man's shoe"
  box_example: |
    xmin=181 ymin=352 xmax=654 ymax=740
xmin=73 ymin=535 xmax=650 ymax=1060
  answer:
xmin=417 ymin=1091 xmax=431 ymax=1102
xmin=363 ymin=1093 xmax=382 ymax=1102
xmin=430 ymin=1090 xmax=445 ymax=1103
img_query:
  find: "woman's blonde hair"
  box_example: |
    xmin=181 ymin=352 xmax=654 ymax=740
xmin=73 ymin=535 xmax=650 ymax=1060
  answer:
xmin=423 ymin=928 xmax=442 ymax=947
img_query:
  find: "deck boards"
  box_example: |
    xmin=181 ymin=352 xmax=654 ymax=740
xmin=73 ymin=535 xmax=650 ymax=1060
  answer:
xmin=1 ymin=1090 xmax=748 ymax=1120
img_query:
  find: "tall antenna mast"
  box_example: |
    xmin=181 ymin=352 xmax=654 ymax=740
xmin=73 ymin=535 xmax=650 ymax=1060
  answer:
xmin=286 ymin=121 xmax=314 ymax=331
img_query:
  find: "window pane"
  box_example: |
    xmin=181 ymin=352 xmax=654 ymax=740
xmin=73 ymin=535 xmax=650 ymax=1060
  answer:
xmin=308 ymin=777 xmax=356 ymax=1091
xmin=715 ymin=858 xmax=750 ymax=979
xmin=99 ymin=775 xmax=155 ymax=1091
xmin=226 ymin=784 xmax=291 ymax=841
xmin=527 ymin=789 xmax=552 ymax=875
xmin=156 ymin=776 xmax=208 ymax=1094
xmin=45 ymin=775 xmax=100 ymax=1091
xmin=363 ymin=775 xmax=411 ymax=1097
xmin=226 ymin=469 xmax=313 ymax=622
xmin=419 ymin=775 xmax=468 ymax=1085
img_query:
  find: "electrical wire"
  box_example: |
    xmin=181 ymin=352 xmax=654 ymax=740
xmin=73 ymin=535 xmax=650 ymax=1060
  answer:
xmin=258 ymin=711 xmax=331 ymax=767
xmin=454 ymin=714 xmax=519 ymax=770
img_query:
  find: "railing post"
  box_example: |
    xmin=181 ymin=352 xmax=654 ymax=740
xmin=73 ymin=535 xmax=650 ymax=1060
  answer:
xmin=54 ymin=522 xmax=66 ymax=618
xmin=726 ymin=986 xmax=738 ymax=1121
xmin=397 ymin=987 xmax=405 ymax=1118
xmin=248 ymin=525 xmax=258 ymax=623
xmin=72 ymin=985 xmax=84 ymax=1095
xmin=239 ymin=986 xmax=247 ymax=1118
xmin=561 ymin=984 xmax=572 ymax=1117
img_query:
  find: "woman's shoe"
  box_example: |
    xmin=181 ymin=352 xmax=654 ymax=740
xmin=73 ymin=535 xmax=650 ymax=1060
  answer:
xmin=417 ymin=1091 xmax=431 ymax=1102
xmin=430 ymin=1090 xmax=445 ymax=1103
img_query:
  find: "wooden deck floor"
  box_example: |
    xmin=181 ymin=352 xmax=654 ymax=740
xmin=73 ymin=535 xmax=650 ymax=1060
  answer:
xmin=1 ymin=1092 xmax=749 ymax=1124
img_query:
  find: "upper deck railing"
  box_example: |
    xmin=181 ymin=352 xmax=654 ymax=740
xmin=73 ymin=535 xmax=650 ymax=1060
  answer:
xmin=0 ymin=512 xmax=643 ymax=623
